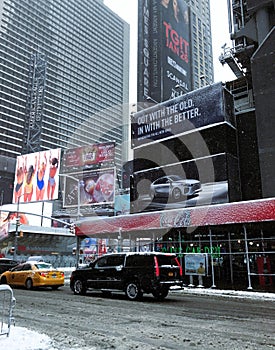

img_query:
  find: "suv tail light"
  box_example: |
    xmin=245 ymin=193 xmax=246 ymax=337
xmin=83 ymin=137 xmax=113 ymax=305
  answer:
xmin=175 ymin=258 xmax=183 ymax=277
xmin=154 ymin=256 xmax=160 ymax=277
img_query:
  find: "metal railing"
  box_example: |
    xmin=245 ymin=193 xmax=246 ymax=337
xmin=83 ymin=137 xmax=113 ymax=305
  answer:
xmin=0 ymin=285 xmax=16 ymax=337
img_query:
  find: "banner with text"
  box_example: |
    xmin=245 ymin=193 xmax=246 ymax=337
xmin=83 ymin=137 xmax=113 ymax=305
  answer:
xmin=132 ymin=83 xmax=235 ymax=148
xmin=137 ymin=0 xmax=191 ymax=103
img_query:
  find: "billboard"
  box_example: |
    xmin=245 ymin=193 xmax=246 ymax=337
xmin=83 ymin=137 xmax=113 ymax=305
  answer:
xmin=115 ymin=194 xmax=130 ymax=216
xmin=63 ymin=168 xmax=115 ymax=207
xmin=13 ymin=149 xmax=61 ymax=204
xmin=62 ymin=142 xmax=115 ymax=172
xmin=185 ymin=254 xmax=208 ymax=276
xmin=1 ymin=202 xmax=53 ymax=229
xmin=138 ymin=0 xmax=191 ymax=103
xmin=130 ymin=154 xmax=236 ymax=214
xmin=132 ymin=83 xmax=235 ymax=148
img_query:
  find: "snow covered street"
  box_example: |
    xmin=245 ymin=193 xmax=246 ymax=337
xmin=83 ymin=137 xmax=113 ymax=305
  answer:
xmin=1 ymin=287 xmax=274 ymax=350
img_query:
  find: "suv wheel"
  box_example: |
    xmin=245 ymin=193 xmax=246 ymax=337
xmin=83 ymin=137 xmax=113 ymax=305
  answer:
xmin=125 ymin=281 xmax=142 ymax=301
xmin=152 ymin=287 xmax=169 ymax=300
xmin=73 ymin=279 xmax=87 ymax=295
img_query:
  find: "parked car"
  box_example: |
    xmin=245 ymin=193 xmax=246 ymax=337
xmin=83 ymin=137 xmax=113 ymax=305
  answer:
xmin=70 ymin=252 xmax=184 ymax=300
xmin=150 ymin=175 xmax=201 ymax=201
xmin=0 ymin=262 xmax=64 ymax=290
xmin=26 ymin=256 xmax=45 ymax=262
xmin=0 ymin=258 xmax=19 ymax=274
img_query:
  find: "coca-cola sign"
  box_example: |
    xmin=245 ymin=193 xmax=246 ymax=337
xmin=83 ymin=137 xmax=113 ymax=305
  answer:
xmin=160 ymin=210 xmax=191 ymax=228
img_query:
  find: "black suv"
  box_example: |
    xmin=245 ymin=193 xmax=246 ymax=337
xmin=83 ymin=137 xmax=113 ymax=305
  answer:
xmin=0 ymin=258 xmax=19 ymax=274
xmin=70 ymin=252 xmax=183 ymax=300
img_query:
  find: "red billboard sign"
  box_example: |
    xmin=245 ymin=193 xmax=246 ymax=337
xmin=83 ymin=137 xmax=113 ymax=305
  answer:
xmin=62 ymin=142 xmax=115 ymax=172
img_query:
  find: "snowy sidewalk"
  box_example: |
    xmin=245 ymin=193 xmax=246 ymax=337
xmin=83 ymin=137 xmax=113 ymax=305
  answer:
xmin=171 ymin=286 xmax=275 ymax=301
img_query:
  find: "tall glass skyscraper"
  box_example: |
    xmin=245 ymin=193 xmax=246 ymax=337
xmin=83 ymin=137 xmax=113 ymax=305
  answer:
xmin=0 ymin=0 xmax=129 ymax=161
xmin=185 ymin=0 xmax=214 ymax=89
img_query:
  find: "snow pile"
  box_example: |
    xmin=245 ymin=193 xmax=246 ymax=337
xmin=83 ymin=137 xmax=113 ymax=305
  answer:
xmin=174 ymin=287 xmax=275 ymax=301
xmin=0 ymin=326 xmax=57 ymax=350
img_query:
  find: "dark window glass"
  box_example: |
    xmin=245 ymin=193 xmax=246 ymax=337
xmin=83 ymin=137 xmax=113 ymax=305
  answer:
xmin=157 ymin=256 xmax=177 ymax=267
xmin=106 ymin=255 xmax=125 ymax=267
xmin=95 ymin=257 xmax=108 ymax=268
xmin=126 ymin=255 xmax=154 ymax=267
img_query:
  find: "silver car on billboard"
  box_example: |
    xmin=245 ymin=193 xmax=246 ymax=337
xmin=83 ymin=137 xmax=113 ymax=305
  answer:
xmin=150 ymin=175 xmax=201 ymax=201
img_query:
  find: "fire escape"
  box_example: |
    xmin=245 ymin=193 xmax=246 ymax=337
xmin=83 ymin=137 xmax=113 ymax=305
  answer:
xmin=219 ymin=0 xmax=256 ymax=112
xmin=219 ymin=0 xmax=274 ymax=112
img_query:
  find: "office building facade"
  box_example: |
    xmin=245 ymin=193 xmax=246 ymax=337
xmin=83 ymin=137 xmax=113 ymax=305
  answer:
xmin=185 ymin=0 xmax=214 ymax=89
xmin=0 ymin=0 xmax=129 ymax=160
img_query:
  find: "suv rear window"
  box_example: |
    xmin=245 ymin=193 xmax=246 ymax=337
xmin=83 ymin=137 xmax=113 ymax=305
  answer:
xmin=156 ymin=255 xmax=179 ymax=267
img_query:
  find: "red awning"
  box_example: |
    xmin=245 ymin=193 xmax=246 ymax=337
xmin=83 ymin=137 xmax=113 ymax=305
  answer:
xmin=76 ymin=198 xmax=275 ymax=237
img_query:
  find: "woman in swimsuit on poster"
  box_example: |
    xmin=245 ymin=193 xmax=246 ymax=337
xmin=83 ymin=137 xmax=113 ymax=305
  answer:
xmin=14 ymin=156 xmax=25 ymax=203
xmin=47 ymin=152 xmax=59 ymax=200
xmin=23 ymin=155 xmax=37 ymax=202
xmin=36 ymin=152 xmax=47 ymax=201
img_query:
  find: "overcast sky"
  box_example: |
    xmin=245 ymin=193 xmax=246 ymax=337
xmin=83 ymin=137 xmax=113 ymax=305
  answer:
xmin=104 ymin=0 xmax=235 ymax=103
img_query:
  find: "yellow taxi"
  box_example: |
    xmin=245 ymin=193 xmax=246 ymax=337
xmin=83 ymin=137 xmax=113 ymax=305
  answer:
xmin=0 ymin=261 xmax=64 ymax=290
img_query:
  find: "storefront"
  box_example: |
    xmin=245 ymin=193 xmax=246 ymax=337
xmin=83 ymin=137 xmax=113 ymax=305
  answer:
xmin=76 ymin=198 xmax=275 ymax=292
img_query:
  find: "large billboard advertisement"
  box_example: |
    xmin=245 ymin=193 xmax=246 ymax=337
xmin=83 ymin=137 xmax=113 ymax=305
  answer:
xmin=63 ymin=168 xmax=115 ymax=207
xmin=138 ymin=0 xmax=191 ymax=103
xmin=130 ymin=153 xmax=240 ymax=214
xmin=132 ymin=83 xmax=235 ymax=148
xmin=13 ymin=149 xmax=61 ymax=204
xmin=62 ymin=142 xmax=115 ymax=173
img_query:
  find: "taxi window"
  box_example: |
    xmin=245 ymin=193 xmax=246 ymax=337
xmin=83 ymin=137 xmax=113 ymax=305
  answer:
xmin=35 ymin=263 xmax=52 ymax=269
xmin=12 ymin=264 xmax=24 ymax=271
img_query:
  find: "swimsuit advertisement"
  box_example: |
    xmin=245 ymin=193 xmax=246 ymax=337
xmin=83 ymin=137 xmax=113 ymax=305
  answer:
xmin=13 ymin=148 xmax=61 ymax=204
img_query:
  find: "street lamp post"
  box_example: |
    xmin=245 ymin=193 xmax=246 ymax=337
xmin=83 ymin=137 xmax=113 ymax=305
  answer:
xmin=59 ymin=174 xmax=81 ymax=268
xmin=14 ymin=194 xmax=23 ymax=261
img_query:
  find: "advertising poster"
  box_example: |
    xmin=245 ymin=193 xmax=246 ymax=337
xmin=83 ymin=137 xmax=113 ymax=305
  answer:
xmin=62 ymin=142 xmax=115 ymax=172
xmin=133 ymin=83 xmax=235 ymax=148
xmin=115 ymin=194 xmax=130 ymax=216
xmin=0 ymin=202 xmax=53 ymax=232
xmin=0 ymin=218 xmax=9 ymax=242
xmin=131 ymin=154 xmax=230 ymax=214
xmin=13 ymin=149 xmax=61 ymax=204
xmin=138 ymin=0 xmax=191 ymax=103
xmin=63 ymin=168 xmax=115 ymax=207
xmin=185 ymin=253 xmax=207 ymax=276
